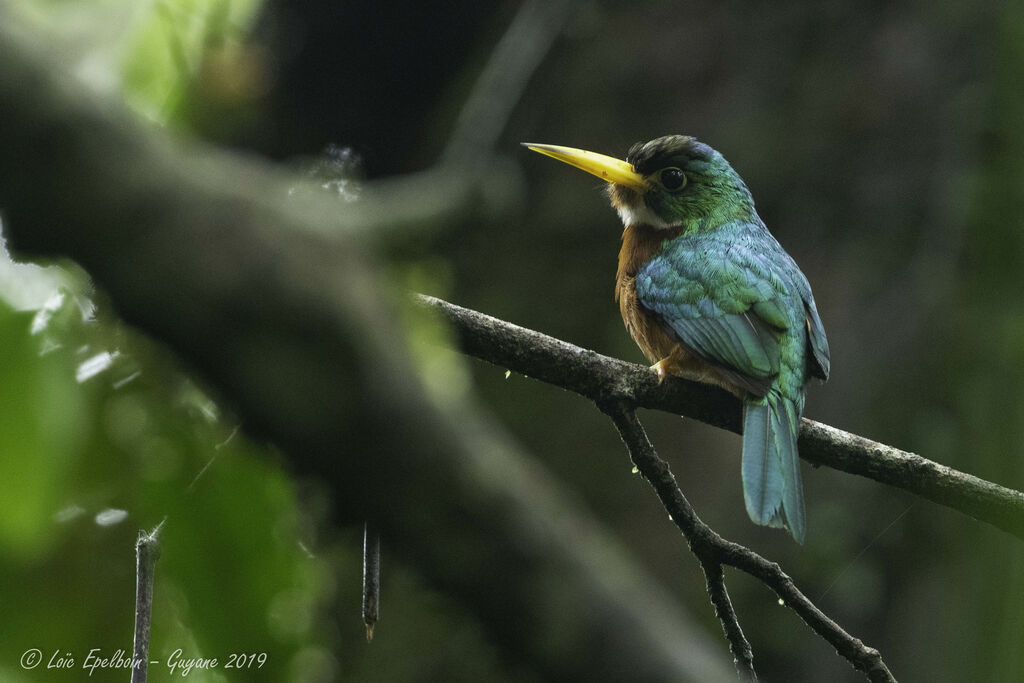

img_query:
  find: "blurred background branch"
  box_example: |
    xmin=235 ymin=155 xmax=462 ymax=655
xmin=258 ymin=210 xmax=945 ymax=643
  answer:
xmin=0 ymin=13 xmax=735 ymax=682
xmin=352 ymin=0 xmax=579 ymax=236
xmin=441 ymin=0 xmax=576 ymax=165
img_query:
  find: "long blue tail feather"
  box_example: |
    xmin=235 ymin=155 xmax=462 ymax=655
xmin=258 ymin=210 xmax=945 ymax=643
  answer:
xmin=742 ymin=393 xmax=806 ymax=543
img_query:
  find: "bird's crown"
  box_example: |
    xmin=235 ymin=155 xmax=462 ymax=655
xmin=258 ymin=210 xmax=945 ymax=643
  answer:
xmin=626 ymin=135 xmax=718 ymax=177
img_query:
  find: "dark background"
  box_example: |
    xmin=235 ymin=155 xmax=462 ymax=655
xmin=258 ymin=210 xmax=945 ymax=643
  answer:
xmin=2 ymin=1 xmax=1023 ymax=680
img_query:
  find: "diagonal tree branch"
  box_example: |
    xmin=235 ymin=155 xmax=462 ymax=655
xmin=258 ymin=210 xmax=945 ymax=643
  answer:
xmin=417 ymin=293 xmax=1024 ymax=540
xmin=601 ymin=402 xmax=895 ymax=682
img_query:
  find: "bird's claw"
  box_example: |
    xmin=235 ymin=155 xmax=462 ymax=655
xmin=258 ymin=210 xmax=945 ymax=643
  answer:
xmin=650 ymin=359 xmax=670 ymax=385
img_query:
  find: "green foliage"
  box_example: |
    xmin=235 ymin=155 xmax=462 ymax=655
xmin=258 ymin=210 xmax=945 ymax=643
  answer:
xmin=0 ymin=265 xmax=521 ymax=681
xmin=0 ymin=300 xmax=85 ymax=560
xmin=8 ymin=0 xmax=264 ymax=128
xmin=120 ymin=0 xmax=264 ymax=126
xmin=0 ymin=268 xmax=335 ymax=681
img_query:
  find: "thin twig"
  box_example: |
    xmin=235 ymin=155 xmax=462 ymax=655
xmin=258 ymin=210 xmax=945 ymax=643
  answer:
xmin=362 ymin=521 xmax=381 ymax=642
xmin=600 ymin=402 xmax=895 ymax=682
xmin=131 ymin=520 xmax=164 ymax=683
xmin=417 ymin=293 xmax=1024 ymax=540
xmin=701 ymin=561 xmax=757 ymax=681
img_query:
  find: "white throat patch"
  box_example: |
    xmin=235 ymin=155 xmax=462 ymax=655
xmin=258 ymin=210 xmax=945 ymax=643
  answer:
xmin=615 ymin=203 xmax=675 ymax=230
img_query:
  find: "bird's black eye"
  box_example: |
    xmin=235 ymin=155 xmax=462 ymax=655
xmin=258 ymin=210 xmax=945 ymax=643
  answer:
xmin=658 ymin=167 xmax=687 ymax=191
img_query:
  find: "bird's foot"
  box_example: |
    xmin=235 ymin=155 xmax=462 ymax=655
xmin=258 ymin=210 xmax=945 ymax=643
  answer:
xmin=650 ymin=358 xmax=675 ymax=385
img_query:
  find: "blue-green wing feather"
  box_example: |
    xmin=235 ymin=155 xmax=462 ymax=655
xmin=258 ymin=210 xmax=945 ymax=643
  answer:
xmin=635 ymin=223 xmax=791 ymax=387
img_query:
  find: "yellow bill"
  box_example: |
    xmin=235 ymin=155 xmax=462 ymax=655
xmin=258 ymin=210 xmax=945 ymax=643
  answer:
xmin=523 ymin=143 xmax=649 ymax=191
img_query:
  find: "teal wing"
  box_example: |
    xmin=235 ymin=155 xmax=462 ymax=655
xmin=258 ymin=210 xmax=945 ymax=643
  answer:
xmin=634 ymin=226 xmax=795 ymax=396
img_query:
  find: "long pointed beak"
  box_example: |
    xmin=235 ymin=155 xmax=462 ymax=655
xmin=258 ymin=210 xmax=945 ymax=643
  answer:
xmin=522 ymin=143 xmax=649 ymax=191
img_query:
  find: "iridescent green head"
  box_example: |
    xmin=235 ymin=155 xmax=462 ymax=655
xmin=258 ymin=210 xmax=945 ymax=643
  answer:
xmin=524 ymin=135 xmax=756 ymax=232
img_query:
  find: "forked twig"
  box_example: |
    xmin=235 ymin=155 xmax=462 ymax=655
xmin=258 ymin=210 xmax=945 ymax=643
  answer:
xmin=600 ymin=402 xmax=894 ymax=682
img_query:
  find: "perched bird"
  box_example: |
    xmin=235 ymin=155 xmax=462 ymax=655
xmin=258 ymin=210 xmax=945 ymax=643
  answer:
xmin=525 ymin=136 xmax=829 ymax=543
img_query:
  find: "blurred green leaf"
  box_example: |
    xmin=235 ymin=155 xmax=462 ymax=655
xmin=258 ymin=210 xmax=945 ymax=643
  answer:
xmin=0 ymin=301 xmax=85 ymax=559
xmin=120 ymin=0 xmax=264 ymax=124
